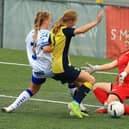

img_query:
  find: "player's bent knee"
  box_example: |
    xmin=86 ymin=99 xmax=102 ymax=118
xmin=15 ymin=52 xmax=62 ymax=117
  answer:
xmin=89 ymin=76 xmax=95 ymax=85
xmin=107 ymin=94 xmax=120 ymax=104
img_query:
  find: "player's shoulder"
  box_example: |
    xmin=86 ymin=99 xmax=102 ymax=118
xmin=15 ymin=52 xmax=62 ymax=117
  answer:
xmin=40 ymin=29 xmax=50 ymax=34
xmin=62 ymin=26 xmax=75 ymax=36
xmin=39 ymin=29 xmax=50 ymax=38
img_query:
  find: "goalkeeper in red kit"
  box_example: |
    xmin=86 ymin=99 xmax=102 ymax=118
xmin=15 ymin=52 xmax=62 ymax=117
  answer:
xmin=84 ymin=31 xmax=129 ymax=115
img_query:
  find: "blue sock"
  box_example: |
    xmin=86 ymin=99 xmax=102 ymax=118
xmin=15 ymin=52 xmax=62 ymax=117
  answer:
xmin=68 ymin=83 xmax=76 ymax=88
xmin=74 ymin=84 xmax=91 ymax=104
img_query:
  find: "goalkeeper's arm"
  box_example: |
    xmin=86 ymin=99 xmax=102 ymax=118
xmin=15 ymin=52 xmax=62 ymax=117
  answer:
xmin=82 ymin=60 xmax=118 ymax=74
xmin=119 ymin=62 xmax=129 ymax=86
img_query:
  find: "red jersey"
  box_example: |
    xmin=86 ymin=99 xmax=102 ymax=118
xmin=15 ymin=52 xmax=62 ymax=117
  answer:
xmin=116 ymin=51 xmax=129 ymax=84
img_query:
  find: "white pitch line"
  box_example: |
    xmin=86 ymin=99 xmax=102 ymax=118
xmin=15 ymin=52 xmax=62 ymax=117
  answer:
xmin=0 ymin=61 xmax=30 ymax=67
xmin=96 ymin=71 xmax=117 ymax=75
xmin=0 ymin=61 xmax=117 ymax=75
xmin=0 ymin=94 xmax=101 ymax=108
xmin=0 ymin=61 xmax=116 ymax=108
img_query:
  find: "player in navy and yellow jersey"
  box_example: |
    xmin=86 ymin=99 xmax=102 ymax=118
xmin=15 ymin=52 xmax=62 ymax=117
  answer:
xmin=50 ymin=9 xmax=104 ymax=118
xmin=84 ymin=32 xmax=129 ymax=115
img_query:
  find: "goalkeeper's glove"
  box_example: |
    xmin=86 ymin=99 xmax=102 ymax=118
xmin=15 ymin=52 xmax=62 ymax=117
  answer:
xmin=119 ymin=71 xmax=127 ymax=86
xmin=81 ymin=64 xmax=101 ymax=74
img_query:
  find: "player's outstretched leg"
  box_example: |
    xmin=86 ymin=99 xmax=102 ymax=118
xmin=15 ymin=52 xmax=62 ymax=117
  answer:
xmin=1 ymin=89 xmax=33 ymax=113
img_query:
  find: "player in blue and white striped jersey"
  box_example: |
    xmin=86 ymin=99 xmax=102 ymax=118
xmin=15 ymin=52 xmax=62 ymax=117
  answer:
xmin=1 ymin=10 xmax=53 ymax=112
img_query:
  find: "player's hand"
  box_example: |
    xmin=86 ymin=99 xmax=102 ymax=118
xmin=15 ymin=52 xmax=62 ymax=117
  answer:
xmin=97 ymin=10 xmax=104 ymax=23
xmin=81 ymin=64 xmax=96 ymax=74
xmin=119 ymin=71 xmax=127 ymax=86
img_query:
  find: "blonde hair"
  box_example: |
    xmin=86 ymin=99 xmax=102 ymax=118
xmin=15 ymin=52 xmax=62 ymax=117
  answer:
xmin=52 ymin=9 xmax=77 ymax=34
xmin=33 ymin=10 xmax=51 ymax=54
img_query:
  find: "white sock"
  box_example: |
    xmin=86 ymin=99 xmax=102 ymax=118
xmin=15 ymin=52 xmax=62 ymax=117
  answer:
xmin=8 ymin=90 xmax=32 ymax=110
xmin=69 ymin=87 xmax=77 ymax=97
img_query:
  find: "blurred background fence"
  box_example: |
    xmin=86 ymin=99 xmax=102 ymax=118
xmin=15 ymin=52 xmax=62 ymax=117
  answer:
xmin=0 ymin=0 xmax=129 ymax=58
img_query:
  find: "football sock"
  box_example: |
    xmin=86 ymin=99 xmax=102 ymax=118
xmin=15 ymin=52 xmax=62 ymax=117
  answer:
xmin=8 ymin=89 xmax=33 ymax=109
xmin=124 ymin=104 xmax=129 ymax=114
xmin=73 ymin=82 xmax=92 ymax=104
xmin=93 ymin=87 xmax=108 ymax=104
xmin=68 ymin=83 xmax=77 ymax=98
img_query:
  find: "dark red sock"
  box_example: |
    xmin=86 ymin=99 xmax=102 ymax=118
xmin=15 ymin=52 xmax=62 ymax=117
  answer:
xmin=124 ymin=105 xmax=129 ymax=114
xmin=93 ymin=88 xmax=108 ymax=104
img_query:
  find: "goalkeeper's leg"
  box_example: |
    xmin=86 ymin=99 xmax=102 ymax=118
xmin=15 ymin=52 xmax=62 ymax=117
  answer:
xmin=93 ymin=83 xmax=111 ymax=113
xmin=93 ymin=87 xmax=108 ymax=104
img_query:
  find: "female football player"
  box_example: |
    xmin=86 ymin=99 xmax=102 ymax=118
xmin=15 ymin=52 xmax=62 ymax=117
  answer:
xmin=1 ymin=10 xmax=53 ymax=112
xmin=1 ymin=10 xmax=87 ymax=114
xmin=49 ymin=9 xmax=104 ymax=118
xmin=85 ymin=32 xmax=129 ymax=115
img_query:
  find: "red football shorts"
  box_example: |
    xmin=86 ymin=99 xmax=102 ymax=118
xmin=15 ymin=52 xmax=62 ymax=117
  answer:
xmin=110 ymin=83 xmax=129 ymax=102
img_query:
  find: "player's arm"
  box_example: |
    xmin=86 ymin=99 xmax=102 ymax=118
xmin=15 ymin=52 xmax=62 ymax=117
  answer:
xmin=82 ymin=60 xmax=118 ymax=74
xmin=119 ymin=62 xmax=129 ymax=86
xmin=43 ymin=44 xmax=53 ymax=52
xmin=74 ymin=11 xmax=104 ymax=35
xmin=97 ymin=60 xmax=118 ymax=71
xmin=42 ymin=34 xmax=53 ymax=53
xmin=123 ymin=62 xmax=129 ymax=74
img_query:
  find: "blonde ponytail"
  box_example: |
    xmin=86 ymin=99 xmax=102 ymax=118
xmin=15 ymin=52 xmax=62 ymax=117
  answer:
xmin=52 ymin=16 xmax=64 ymax=34
xmin=52 ymin=9 xmax=77 ymax=34
xmin=32 ymin=10 xmax=51 ymax=56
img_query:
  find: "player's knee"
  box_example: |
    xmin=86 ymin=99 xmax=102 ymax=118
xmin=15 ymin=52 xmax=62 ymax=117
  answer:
xmin=90 ymin=76 xmax=95 ymax=85
xmin=107 ymin=94 xmax=120 ymax=104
